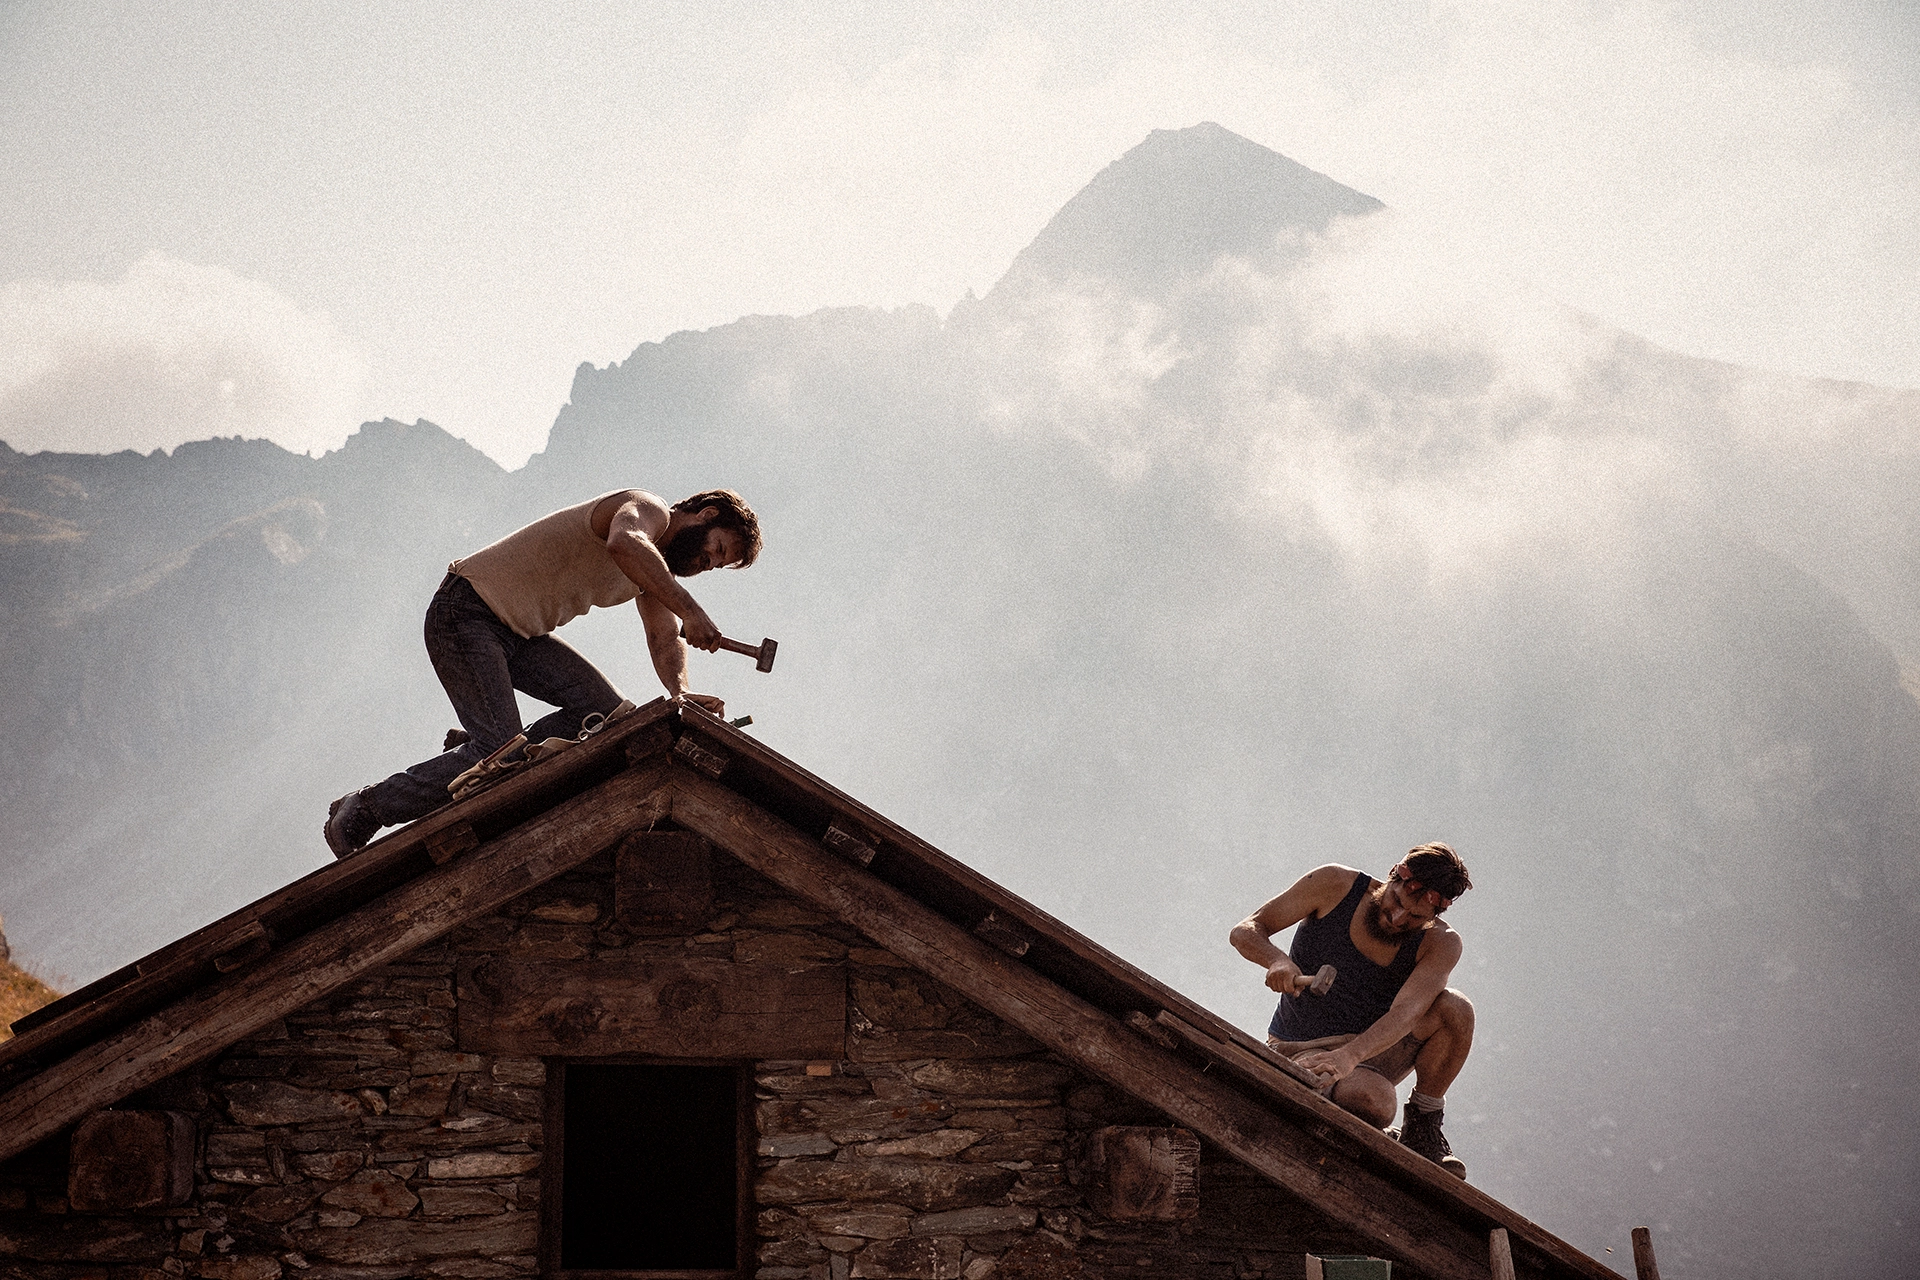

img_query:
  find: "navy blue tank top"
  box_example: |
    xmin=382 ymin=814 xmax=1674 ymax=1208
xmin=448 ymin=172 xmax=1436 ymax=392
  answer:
xmin=1268 ymin=871 xmax=1422 ymax=1041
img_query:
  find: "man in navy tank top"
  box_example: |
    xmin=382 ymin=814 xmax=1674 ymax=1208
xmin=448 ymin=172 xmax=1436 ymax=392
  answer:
xmin=1230 ymin=843 xmax=1474 ymax=1178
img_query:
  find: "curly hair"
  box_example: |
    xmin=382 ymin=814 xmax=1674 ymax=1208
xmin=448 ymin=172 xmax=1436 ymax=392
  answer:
xmin=1403 ymin=842 xmax=1472 ymax=907
xmin=673 ymin=489 xmax=763 ymax=568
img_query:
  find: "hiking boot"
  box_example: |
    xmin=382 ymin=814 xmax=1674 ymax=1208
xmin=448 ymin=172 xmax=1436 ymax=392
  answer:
xmin=324 ymin=787 xmax=382 ymax=859
xmin=1397 ymin=1102 xmax=1467 ymax=1180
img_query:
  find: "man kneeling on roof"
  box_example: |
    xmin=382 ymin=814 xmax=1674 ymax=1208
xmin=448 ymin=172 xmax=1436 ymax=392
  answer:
xmin=324 ymin=488 xmax=762 ymax=858
xmin=1230 ymin=843 xmax=1474 ymax=1178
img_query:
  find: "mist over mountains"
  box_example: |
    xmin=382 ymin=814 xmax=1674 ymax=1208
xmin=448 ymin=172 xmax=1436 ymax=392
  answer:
xmin=4 ymin=123 xmax=1918 ymax=1277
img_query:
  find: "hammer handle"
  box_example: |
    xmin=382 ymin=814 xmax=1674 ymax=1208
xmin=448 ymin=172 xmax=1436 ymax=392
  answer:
xmin=679 ymin=626 xmax=758 ymax=658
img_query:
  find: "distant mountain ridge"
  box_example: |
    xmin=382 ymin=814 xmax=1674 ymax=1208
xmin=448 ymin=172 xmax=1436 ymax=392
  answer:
xmin=993 ymin=122 xmax=1384 ymax=295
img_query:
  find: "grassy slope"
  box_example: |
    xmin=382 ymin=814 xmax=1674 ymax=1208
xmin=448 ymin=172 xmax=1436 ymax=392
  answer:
xmin=0 ymin=958 xmax=61 ymax=1041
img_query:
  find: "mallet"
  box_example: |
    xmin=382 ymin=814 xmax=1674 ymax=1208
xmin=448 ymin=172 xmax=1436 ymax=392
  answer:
xmin=1300 ymin=964 xmax=1336 ymax=996
xmin=683 ymin=626 xmax=778 ymax=673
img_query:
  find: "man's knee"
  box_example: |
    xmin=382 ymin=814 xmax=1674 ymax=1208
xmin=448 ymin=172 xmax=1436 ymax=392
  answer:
xmin=1332 ymin=1072 xmax=1398 ymax=1129
xmin=1437 ymin=988 xmax=1474 ymax=1035
xmin=1414 ymin=988 xmax=1475 ymax=1043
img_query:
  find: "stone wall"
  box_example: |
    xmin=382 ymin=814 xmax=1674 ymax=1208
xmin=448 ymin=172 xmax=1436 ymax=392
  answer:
xmin=0 ymin=843 xmax=1364 ymax=1280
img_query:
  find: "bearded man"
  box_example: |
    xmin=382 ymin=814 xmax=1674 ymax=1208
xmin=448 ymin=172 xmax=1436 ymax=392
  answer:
xmin=324 ymin=488 xmax=762 ymax=857
xmin=1230 ymin=843 xmax=1475 ymax=1177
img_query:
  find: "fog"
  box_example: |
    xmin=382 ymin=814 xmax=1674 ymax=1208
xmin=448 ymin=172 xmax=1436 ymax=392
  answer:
xmin=2 ymin=126 xmax=1917 ymax=1275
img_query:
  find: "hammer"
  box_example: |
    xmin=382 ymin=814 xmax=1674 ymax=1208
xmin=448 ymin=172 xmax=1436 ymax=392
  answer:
xmin=1298 ymin=964 xmax=1336 ymax=996
xmin=683 ymin=626 xmax=778 ymax=673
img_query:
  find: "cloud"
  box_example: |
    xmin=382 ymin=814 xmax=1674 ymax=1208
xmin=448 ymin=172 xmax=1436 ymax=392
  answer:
xmin=0 ymin=254 xmax=367 ymax=457
xmin=964 ymin=208 xmax=1668 ymax=583
xmin=711 ymin=0 xmax=1917 ymax=390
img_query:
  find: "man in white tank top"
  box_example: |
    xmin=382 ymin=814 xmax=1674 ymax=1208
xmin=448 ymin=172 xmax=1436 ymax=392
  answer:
xmin=324 ymin=488 xmax=762 ymax=857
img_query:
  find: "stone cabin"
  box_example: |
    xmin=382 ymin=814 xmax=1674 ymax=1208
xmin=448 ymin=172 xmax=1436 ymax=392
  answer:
xmin=0 ymin=702 xmax=1615 ymax=1280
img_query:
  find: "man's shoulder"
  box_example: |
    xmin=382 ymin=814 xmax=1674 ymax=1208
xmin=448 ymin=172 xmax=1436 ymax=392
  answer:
xmin=1304 ymin=863 xmax=1369 ymax=891
xmin=1296 ymin=864 xmax=1367 ymax=913
xmin=1417 ymin=918 xmax=1464 ymax=963
xmin=591 ymin=489 xmax=669 ymax=538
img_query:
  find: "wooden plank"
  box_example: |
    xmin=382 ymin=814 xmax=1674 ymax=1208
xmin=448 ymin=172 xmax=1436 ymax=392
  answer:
xmin=0 ymin=702 xmax=679 ymax=1074
xmin=425 ymin=822 xmax=479 ymax=864
xmin=821 ymin=823 xmax=877 ymax=866
xmin=0 ymin=761 xmax=676 ymax=1165
xmin=1491 ymin=1227 xmax=1517 ymax=1280
xmin=672 ymin=733 xmax=729 ymax=778
xmin=454 ymin=956 xmax=845 ymax=1058
xmin=973 ymin=910 xmax=1034 ymax=957
xmin=662 ymin=771 xmax=1505 ymax=1280
xmin=211 ymin=933 xmax=273 ymax=974
xmin=1631 ymin=1227 xmax=1661 ymax=1280
xmin=1153 ymin=1009 xmax=1328 ymax=1094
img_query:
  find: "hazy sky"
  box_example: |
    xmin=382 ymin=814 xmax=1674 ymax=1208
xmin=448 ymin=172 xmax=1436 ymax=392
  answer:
xmin=2 ymin=0 xmax=1916 ymax=467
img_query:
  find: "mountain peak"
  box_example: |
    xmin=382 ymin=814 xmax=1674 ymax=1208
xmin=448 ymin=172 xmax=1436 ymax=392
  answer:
xmin=991 ymin=123 xmax=1383 ymax=298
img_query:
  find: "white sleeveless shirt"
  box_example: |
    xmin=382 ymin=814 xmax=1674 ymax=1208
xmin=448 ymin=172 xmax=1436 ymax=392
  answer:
xmin=449 ymin=491 xmax=638 ymax=638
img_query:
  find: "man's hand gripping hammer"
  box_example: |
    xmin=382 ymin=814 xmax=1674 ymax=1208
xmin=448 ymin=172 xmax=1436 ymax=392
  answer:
xmin=683 ymin=625 xmax=778 ymax=673
xmin=1294 ymin=964 xmax=1337 ymax=996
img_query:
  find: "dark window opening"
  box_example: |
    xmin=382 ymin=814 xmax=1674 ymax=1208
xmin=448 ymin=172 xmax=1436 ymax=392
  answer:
xmin=552 ymin=1062 xmax=744 ymax=1275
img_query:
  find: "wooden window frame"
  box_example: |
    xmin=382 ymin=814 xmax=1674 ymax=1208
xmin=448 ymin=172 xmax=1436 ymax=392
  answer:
xmin=539 ymin=1056 xmax=754 ymax=1280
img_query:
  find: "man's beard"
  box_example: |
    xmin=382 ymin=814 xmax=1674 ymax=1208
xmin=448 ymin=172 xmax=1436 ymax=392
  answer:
xmin=662 ymin=524 xmax=708 ymax=576
xmin=1361 ymin=883 xmax=1419 ymax=941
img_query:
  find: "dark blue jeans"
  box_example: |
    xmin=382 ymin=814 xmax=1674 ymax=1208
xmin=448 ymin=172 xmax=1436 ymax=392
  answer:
xmin=364 ymin=574 xmax=625 ymax=827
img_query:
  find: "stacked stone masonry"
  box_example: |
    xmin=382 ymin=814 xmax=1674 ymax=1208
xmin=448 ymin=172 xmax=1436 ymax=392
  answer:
xmin=0 ymin=846 xmax=1378 ymax=1280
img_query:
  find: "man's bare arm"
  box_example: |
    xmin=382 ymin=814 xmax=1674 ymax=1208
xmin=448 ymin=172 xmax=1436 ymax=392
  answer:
xmin=601 ymin=494 xmax=722 ymax=649
xmin=1296 ymin=928 xmax=1463 ymax=1080
xmin=1230 ymin=865 xmax=1358 ymax=995
xmin=635 ymin=594 xmax=727 ymax=714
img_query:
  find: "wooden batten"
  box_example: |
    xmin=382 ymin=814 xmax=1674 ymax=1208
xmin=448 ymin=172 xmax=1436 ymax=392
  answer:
xmin=425 ymin=822 xmax=480 ymax=864
xmin=973 ymin=909 xmax=1035 ymax=957
xmin=671 ymin=733 xmax=729 ymax=778
xmin=821 ymin=823 xmax=877 ymax=866
xmin=1152 ymin=1008 xmax=1327 ymax=1093
xmin=211 ymin=932 xmax=273 ymax=974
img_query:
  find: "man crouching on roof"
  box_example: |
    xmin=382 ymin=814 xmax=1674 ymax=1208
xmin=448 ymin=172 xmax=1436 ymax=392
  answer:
xmin=1230 ymin=843 xmax=1475 ymax=1179
xmin=323 ymin=488 xmax=762 ymax=857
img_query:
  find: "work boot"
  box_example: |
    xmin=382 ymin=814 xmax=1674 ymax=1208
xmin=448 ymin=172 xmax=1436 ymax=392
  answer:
xmin=1397 ymin=1101 xmax=1467 ymax=1180
xmin=324 ymin=787 xmax=382 ymax=859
